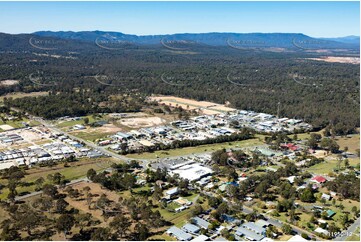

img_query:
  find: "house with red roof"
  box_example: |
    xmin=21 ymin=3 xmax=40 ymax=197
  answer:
xmin=281 ymin=143 xmax=300 ymax=151
xmin=311 ymin=175 xmax=327 ymax=184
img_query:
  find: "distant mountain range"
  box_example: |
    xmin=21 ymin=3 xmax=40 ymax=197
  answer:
xmin=321 ymin=35 xmax=360 ymax=45
xmin=0 ymin=31 xmax=358 ymax=51
xmin=32 ymin=31 xmax=359 ymax=50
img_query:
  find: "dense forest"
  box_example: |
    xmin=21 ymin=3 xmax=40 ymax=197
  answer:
xmin=0 ymin=33 xmax=359 ymax=135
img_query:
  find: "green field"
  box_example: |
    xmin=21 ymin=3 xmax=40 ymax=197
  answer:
xmin=306 ymin=157 xmax=360 ymax=174
xmin=56 ymin=115 xmax=104 ymax=128
xmin=0 ymin=118 xmax=40 ymax=131
xmin=126 ymin=138 xmax=264 ymax=159
xmin=286 ymin=130 xmax=324 ymax=141
xmin=335 ymin=134 xmax=360 ymax=154
xmin=70 ymin=130 xmax=113 ymax=142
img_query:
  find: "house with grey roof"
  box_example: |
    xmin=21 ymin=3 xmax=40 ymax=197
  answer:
xmin=235 ymin=226 xmax=265 ymax=241
xmin=182 ymin=223 xmax=201 ymax=234
xmin=191 ymin=216 xmax=210 ymax=229
xmin=167 ymin=226 xmax=193 ymax=241
xmin=255 ymin=219 xmax=271 ymax=228
xmin=242 ymin=222 xmax=266 ymax=235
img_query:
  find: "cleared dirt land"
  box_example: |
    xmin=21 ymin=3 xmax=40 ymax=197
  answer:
xmin=0 ymin=91 xmax=48 ymax=101
xmin=70 ymin=124 xmax=124 ymax=141
xmin=0 ymin=79 xmax=19 ymax=86
xmin=306 ymin=56 xmax=360 ymax=64
xmin=150 ymin=95 xmax=236 ymax=115
xmin=118 ymin=116 xmax=166 ymax=128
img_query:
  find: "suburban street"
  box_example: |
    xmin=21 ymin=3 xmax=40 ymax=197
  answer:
xmin=32 ymin=116 xmax=133 ymax=162
xmin=242 ymin=205 xmax=323 ymax=240
xmin=333 ymin=217 xmax=360 ymax=241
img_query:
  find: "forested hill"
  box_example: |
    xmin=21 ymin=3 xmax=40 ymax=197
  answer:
xmin=0 ymin=32 xmax=359 ymax=135
xmin=33 ymin=31 xmax=359 ymax=49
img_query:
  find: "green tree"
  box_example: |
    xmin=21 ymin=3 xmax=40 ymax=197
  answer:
xmin=91 ymin=227 xmax=112 ymax=241
xmin=300 ymin=188 xmax=316 ymax=203
xmin=42 ymin=184 xmax=58 ymax=198
xmin=55 ymin=214 xmax=75 ymax=239
xmin=75 ymin=213 xmax=92 ymax=231
xmin=17 ymin=208 xmax=42 ymax=236
xmin=34 ymin=177 xmax=45 ymax=191
xmin=109 ymin=213 xmax=131 ymax=238
xmin=351 ymin=206 xmax=359 ymax=217
xmin=133 ymin=223 xmax=149 ymax=241
xmin=83 ymin=117 xmax=89 ymax=125
xmin=87 ymin=169 xmax=97 ymax=181
xmin=55 ymin=198 xmax=69 ymax=214
xmin=340 ymin=213 xmax=349 ymax=229
xmin=282 ymin=224 xmax=293 ymax=235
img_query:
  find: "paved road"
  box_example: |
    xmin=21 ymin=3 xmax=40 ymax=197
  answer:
xmin=333 ymin=217 xmax=360 ymax=241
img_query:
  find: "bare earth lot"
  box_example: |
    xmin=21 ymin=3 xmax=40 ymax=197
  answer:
xmin=0 ymin=124 xmax=14 ymax=131
xmin=150 ymin=95 xmax=236 ymax=115
xmin=306 ymin=56 xmax=360 ymax=64
xmin=0 ymin=79 xmax=19 ymax=86
xmin=118 ymin=116 xmax=166 ymax=128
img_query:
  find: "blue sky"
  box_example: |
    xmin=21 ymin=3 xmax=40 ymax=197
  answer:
xmin=0 ymin=1 xmax=359 ymax=37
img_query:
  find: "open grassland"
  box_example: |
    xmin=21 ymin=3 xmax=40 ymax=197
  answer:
xmin=0 ymin=91 xmax=48 ymax=102
xmin=286 ymin=129 xmax=324 ymax=140
xmin=126 ymin=138 xmax=264 ymax=159
xmin=306 ymin=157 xmax=360 ymax=174
xmin=55 ymin=115 xmax=99 ymax=128
xmin=335 ymin=134 xmax=360 ymax=153
xmin=70 ymin=130 xmax=113 ymax=142
xmin=0 ymin=118 xmax=41 ymax=131
xmin=0 ymin=157 xmax=118 ymax=200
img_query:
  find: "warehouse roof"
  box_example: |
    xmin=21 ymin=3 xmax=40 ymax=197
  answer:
xmin=170 ymin=163 xmax=213 ymax=181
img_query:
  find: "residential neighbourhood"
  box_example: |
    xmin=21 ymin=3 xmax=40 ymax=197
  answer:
xmin=0 ymin=97 xmax=359 ymax=241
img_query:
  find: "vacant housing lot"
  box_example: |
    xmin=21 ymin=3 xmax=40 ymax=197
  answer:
xmin=306 ymin=56 xmax=360 ymax=64
xmin=118 ymin=116 xmax=166 ymax=129
xmin=0 ymin=91 xmax=48 ymax=102
xmin=150 ymin=95 xmax=236 ymax=115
